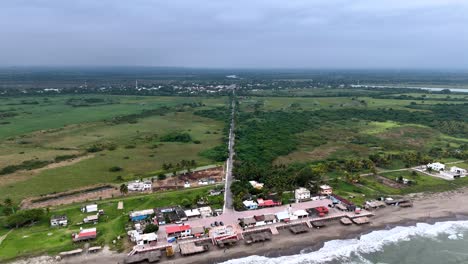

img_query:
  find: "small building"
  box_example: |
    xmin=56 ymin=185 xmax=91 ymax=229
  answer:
xmin=50 ymin=215 xmax=68 ymax=227
xmin=295 ymin=187 xmax=311 ymax=202
xmin=184 ymin=209 xmax=201 ymax=219
xmin=293 ymin=210 xmax=309 ymax=219
xmin=427 ymin=162 xmax=445 ymax=171
xmin=83 ymin=214 xmax=99 ymax=224
xmin=129 ymin=209 xmax=154 ymax=222
xmin=191 ymin=226 xmax=206 ymax=238
xmin=275 ymin=211 xmax=290 ymax=222
xmin=249 ymin=180 xmax=264 ymax=190
xmin=166 ymin=224 xmax=191 ymax=238
xmin=129 ymin=230 xmax=158 ymax=245
xmin=243 ymin=200 xmax=258 ymax=210
xmin=184 ymin=181 xmax=191 ymax=188
xmin=450 ymin=166 xmax=467 ymax=175
xmin=254 ymin=215 xmax=266 ymax=226
xmin=257 ymin=198 xmax=281 ymax=208
xmin=241 ymin=217 xmax=257 ymax=228
xmin=82 ymin=204 xmax=98 ymax=213
xmin=128 ymin=180 xmax=152 ymax=192
xmin=319 ymin=185 xmax=333 ymax=195
xmin=72 ymin=228 xmax=97 ymax=242
xmin=263 ymin=214 xmax=277 ymax=224
xmin=198 ymin=206 xmax=213 ymax=217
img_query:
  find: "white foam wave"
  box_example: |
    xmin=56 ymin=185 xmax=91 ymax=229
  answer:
xmin=219 ymin=220 xmax=468 ymax=264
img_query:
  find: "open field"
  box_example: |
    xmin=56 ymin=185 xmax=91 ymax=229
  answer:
xmin=0 ymin=95 xmax=228 ymax=202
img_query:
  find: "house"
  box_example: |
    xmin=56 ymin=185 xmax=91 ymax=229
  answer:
xmin=427 ymin=162 xmax=445 ymax=171
xmin=129 ymin=209 xmax=154 ymax=222
xmin=166 ymin=224 xmax=191 ymax=238
xmin=191 ymin=226 xmax=206 ymax=238
xmin=450 ymin=166 xmax=467 ymax=175
xmin=263 ymin=214 xmax=277 ymax=224
xmin=184 ymin=181 xmax=191 ymax=188
xmin=50 ymin=215 xmax=68 ymax=227
xmin=83 ymin=214 xmax=99 ymax=224
xmin=249 ymin=181 xmax=264 ymax=190
xmin=293 ymin=210 xmax=309 ymax=219
xmin=243 ymin=200 xmax=258 ymax=210
xmin=275 ymin=211 xmax=290 ymax=222
xmin=198 ymin=206 xmax=213 ymax=217
xmin=72 ymin=228 xmax=97 ymax=242
xmin=254 ymin=215 xmax=266 ymax=226
xmin=129 ymin=230 xmax=158 ymax=245
xmin=295 ymin=187 xmax=311 ymax=202
xmin=241 ymin=217 xmax=257 ymax=228
xmin=128 ymin=180 xmax=152 ymax=192
xmin=82 ymin=204 xmax=98 ymax=213
xmin=257 ymin=198 xmax=281 ymax=208
xmin=319 ymin=185 xmax=333 ymax=195
xmin=154 ymin=206 xmax=187 ymax=225
xmin=184 ymin=209 xmax=201 ymax=219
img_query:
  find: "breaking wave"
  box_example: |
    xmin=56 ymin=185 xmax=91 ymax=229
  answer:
xmin=219 ymin=220 xmax=468 ymax=264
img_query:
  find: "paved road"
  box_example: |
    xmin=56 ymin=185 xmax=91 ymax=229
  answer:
xmin=223 ymin=87 xmax=236 ymax=211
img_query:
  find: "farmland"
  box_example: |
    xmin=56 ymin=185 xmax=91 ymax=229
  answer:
xmin=0 ymin=95 xmax=228 ymax=202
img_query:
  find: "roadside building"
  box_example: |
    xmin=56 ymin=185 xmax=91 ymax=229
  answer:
xmin=295 ymin=187 xmax=311 ymax=202
xmin=198 ymin=206 xmax=213 ymax=217
xmin=427 ymin=162 xmax=445 ymax=171
xmin=264 ymin=214 xmax=277 ymax=224
xmin=254 ymin=215 xmax=266 ymax=226
xmin=50 ymin=215 xmax=68 ymax=227
xmin=293 ymin=209 xmax=309 ymax=219
xmin=275 ymin=211 xmax=291 ymax=222
xmin=184 ymin=209 xmax=201 ymax=219
xmin=243 ymin=200 xmax=258 ymax=210
xmin=191 ymin=226 xmax=206 ymax=238
xmin=128 ymin=180 xmax=152 ymax=192
xmin=319 ymin=185 xmax=333 ymax=195
xmin=257 ymin=198 xmax=281 ymax=208
xmin=241 ymin=217 xmax=257 ymax=228
xmin=129 ymin=230 xmax=158 ymax=245
xmin=166 ymin=224 xmax=191 ymax=238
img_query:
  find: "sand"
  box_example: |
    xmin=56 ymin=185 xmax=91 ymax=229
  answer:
xmin=11 ymin=187 xmax=468 ymax=264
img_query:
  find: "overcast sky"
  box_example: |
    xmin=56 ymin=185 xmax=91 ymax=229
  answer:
xmin=1 ymin=0 xmax=468 ymax=69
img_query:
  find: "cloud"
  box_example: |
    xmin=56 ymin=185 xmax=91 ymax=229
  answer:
xmin=0 ymin=0 xmax=467 ymax=68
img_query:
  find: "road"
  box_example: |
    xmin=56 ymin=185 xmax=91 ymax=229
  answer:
xmin=223 ymin=86 xmax=236 ymax=211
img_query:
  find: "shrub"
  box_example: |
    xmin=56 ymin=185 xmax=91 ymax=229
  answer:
xmin=143 ymin=223 xmax=159 ymax=233
xmin=109 ymin=166 xmax=123 ymax=172
xmin=160 ymin=132 xmax=192 ymax=143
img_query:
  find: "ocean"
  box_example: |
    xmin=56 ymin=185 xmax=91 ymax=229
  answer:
xmin=220 ymin=220 xmax=468 ymax=264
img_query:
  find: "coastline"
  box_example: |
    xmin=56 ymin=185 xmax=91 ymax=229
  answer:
xmin=11 ymin=188 xmax=468 ymax=264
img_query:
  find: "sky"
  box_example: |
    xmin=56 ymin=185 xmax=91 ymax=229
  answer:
xmin=1 ymin=0 xmax=468 ymax=69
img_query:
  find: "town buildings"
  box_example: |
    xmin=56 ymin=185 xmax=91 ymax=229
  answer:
xmin=50 ymin=215 xmax=68 ymax=227
xmin=295 ymin=187 xmax=311 ymax=202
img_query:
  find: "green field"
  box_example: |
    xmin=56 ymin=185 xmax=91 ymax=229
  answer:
xmin=0 ymin=95 xmax=228 ymax=202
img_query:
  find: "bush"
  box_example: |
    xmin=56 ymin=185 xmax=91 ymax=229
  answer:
xmin=157 ymin=174 xmax=166 ymax=180
xmin=5 ymin=209 xmax=45 ymax=228
xmin=160 ymin=132 xmax=192 ymax=143
xmin=193 ymin=140 xmax=201 ymax=144
xmin=109 ymin=166 xmax=123 ymax=172
xmin=143 ymin=223 xmax=159 ymax=233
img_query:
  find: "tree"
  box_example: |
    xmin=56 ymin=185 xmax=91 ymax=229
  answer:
xmin=143 ymin=223 xmax=159 ymax=233
xmin=181 ymin=198 xmax=192 ymax=208
xmin=5 ymin=209 xmax=44 ymax=228
xmin=120 ymin=184 xmax=128 ymax=195
xmin=4 ymin=198 xmax=14 ymax=214
xmin=157 ymin=173 xmax=166 ymax=180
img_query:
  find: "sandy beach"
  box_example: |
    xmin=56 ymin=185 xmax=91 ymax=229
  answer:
xmin=11 ymin=188 xmax=468 ymax=264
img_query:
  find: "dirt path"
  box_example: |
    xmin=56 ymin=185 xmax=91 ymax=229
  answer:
xmin=0 ymin=230 xmax=13 ymax=246
xmin=0 ymin=154 xmax=94 ymax=187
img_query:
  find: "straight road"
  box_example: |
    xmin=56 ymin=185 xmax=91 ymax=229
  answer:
xmin=223 ymin=87 xmax=236 ymax=211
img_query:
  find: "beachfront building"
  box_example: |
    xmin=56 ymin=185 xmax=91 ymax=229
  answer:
xmin=293 ymin=210 xmax=309 ymax=219
xmin=191 ymin=226 xmax=206 ymax=238
xmin=243 ymin=200 xmax=258 ymax=210
xmin=72 ymin=228 xmax=97 ymax=242
xmin=241 ymin=216 xmax=257 ymax=228
xmin=211 ymin=225 xmax=238 ymax=245
xmin=50 ymin=215 xmax=68 ymax=227
xmin=264 ymin=214 xmax=277 ymax=224
xmin=249 ymin=180 xmax=264 ymax=190
xmin=129 ymin=209 xmax=154 ymax=222
xmin=166 ymin=224 xmax=191 ymax=238
xmin=275 ymin=211 xmax=291 ymax=222
xmin=128 ymin=180 xmax=152 ymax=192
xmin=319 ymin=185 xmax=333 ymax=195
xmin=295 ymin=187 xmax=311 ymax=202
xmin=427 ymin=162 xmax=445 ymax=171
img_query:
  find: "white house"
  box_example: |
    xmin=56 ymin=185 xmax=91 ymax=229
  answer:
xmin=249 ymin=181 xmax=264 ymax=190
xmin=50 ymin=215 xmax=68 ymax=227
xmin=427 ymin=162 xmax=445 ymax=171
xmin=128 ymin=230 xmax=158 ymax=245
xmin=198 ymin=206 xmax=213 ymax=217
xmin=319 ymin=185 xmax=333 ymax=195
xmin=82 ymin=204 xmax=98 ymax=213
xmin=184 ymin=209 xmax=201 ymax=219
xmin=295 ymin=187 xmax=311 ymax=202
xmin=450 ymin=166 xmax=467 ymax=175
xmin=243 ymin=200 xmax=258 ymax=210
xmin=128 ymin=180 xmax=152 ymax=192
xmin=83 ymin=214 xmax=99 ymax=224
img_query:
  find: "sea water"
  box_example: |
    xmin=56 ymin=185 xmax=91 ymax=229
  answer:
xmin=220 ymin=221 xmax=468 ymax=264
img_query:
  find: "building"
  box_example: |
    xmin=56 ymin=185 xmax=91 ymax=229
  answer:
xmin=243 ymin=200 xmax=258 ymax=210
xmin=450 ymin=166 xmax=467 ymax=175
xmin=184 ymin=209 xmax=201 ymax=219
xmin=129 ymin=209 xmax=154 ymax=222
xmin=83 ymin=215 xmax=99 ymax=224
xmin=427 ymin=162 xmax=445 ymax=171
xmin=82 ymin=204 xmax=98 ymax=213
xmin=241 ymin=217 xmax=257 ymax=228
xmin=50 ymin=215 xmax=68 ymax=227
xmin=257 ymin=198 xmax=281 ymax=208
xmin=72 ymin=228 xmax=97 ymax=242
xmin=128 ymin=180 xmax=152 ymax=192
xmin=184 ymin=181 xmax=191 ymax=188
xmin=275 ymin=211 xmax=290 ymax=222
xmin=191 ymin=226 xmax=206 ymax=238
xmin=293 ymin=210 xmax=309 ymax=219
xmin=128 ymin=230 xmax=158 ymax=245
xmin=198 ymin=206 xmax=213 ymax=217
xmin=295 ymin=187 xmax=311 ymax=202
xmin=319 ymin=185 xmax=333 ymax=195
xmin=263 ymin=214 xmax=277 ymax=224
xmin=166 ymin=224 xmax=191 ymax=238
xmin=154 ymin=206 xmax=187 ymax=225
xmin=249 ymin=181 xmax=264 ymax=190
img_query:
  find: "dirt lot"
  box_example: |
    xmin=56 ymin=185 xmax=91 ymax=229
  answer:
xmin=153 ymin=166 xmax=224 ymax=189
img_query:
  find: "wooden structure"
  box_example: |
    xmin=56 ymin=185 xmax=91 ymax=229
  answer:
xmin=289 ymin=224 xmax=309 ymax=234
xmin=244 ymin=232 xmax=272 ymax=244
xmin=124 ymin=251 xmax=162 ymax=264
xmin=352 ymin=216 xmax=370 ymax=225
xmin=311 ymin=221 xmax=325 ymax=228
xmin=340 ymin=217 xmax=352 ymax=225
xmin=179 ymin=242 xmax=209 ymax=256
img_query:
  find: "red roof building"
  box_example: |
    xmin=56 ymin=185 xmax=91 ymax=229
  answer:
xmin=72 ymin=228 xmax=97 ymax=242
xmin=165 ymin=224 xmax=191 ymax=238
xmin=257 ymin=198 xmax=281 ymax=207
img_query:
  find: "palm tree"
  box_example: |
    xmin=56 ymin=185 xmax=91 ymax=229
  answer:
xmin=119 ymin=184 xmax=128 ymax=195
xmin=4 ymin=198 xmax=14 ymax=214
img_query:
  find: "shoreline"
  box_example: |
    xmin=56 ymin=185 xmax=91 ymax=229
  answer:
xmin=11 ymin=188 xmax=468 ymax=264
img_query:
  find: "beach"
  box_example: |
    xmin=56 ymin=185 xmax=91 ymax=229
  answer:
xmin=11 ymin=188 xmax=468 ymax=264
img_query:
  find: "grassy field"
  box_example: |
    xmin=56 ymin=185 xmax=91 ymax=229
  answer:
xmin=0 ymin=186 xmax=221 ymax=262
xmin=0 ymin=95 xmax=228 ymax=202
